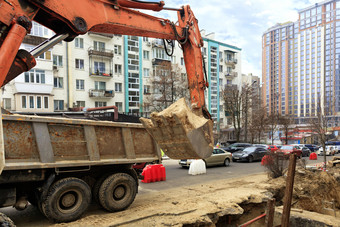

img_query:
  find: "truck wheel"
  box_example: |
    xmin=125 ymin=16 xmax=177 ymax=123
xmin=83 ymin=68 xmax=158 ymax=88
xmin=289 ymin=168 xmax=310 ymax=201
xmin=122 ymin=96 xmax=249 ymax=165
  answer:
xmin=99 ymin=173 xmax=137 ymax=212
xmin=92 ymin=173 xmax=111 ymax=204
xmin=42 ymin=177 xmax=91 ymax=223
xmin=0 ymin=212 xmax=15 ymax=227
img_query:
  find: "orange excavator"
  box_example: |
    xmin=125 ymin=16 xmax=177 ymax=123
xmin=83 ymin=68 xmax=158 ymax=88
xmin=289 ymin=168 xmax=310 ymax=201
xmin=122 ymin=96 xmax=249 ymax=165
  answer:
xmin=0 ymin=0 xmax=213 ymax=159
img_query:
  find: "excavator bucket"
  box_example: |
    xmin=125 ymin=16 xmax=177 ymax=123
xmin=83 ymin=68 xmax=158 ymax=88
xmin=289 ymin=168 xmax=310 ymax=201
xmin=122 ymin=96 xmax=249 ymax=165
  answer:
xmin=140 ymin=98 xmax=214 ymax=159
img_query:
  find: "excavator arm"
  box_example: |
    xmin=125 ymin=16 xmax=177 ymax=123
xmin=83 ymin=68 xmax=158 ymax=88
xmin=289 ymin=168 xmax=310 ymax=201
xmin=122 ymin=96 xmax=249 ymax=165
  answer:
xmin=0 ymin=0 xmax=213 ymax=159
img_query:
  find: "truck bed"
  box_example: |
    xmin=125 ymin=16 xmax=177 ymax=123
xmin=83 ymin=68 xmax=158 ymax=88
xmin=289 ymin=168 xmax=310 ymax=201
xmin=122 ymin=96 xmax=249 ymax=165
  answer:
xmin=1 ymin=114 xmax=160 ymax=171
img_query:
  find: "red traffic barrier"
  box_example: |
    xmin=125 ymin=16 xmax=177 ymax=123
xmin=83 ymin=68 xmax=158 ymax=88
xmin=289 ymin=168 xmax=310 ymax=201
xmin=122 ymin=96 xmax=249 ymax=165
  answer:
xmin=141 ymin=164 xmax=166 ymax=183
xmin=309 ymin=152 xmax=317 ymax=160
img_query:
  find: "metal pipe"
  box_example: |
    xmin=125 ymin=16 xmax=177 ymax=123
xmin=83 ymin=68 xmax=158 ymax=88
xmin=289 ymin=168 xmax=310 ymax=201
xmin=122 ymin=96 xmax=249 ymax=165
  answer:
xmin=239 ymin=213 xmax=266 ymax=227
xmin=31 ymin=33 xmax=69 ymax=57
xmin=84 ymin=106 xmax=119 ymax=121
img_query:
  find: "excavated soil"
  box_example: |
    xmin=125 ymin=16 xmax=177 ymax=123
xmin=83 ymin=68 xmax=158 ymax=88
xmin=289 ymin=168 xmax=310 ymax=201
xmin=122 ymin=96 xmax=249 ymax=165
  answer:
xmin=268 ymin=165 xmax=340 ymax=217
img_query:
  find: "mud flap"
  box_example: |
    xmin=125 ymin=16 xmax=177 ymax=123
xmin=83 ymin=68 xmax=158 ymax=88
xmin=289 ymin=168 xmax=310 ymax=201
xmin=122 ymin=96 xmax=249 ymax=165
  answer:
xmin=140 ymin=98 xmax=213 ymax=159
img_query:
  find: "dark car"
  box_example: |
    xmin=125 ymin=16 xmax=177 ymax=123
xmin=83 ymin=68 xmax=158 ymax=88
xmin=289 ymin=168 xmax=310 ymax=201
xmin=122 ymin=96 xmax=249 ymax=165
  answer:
xmin=305 ymin=144 xmax=319 ymax=152
xmin=301 ymin=146 xmax=311 ymax=157
xmin=222 ymin=143 xmax=252 ymax=153
xmin=232 ymin=146 xmax=268 ymax=163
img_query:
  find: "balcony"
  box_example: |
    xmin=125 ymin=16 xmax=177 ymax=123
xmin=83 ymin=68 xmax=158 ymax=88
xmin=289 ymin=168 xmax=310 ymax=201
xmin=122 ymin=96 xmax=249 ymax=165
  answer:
xmin=88 ymin=31 xmax=114 ymax=39
xmin=23 ymin=34 xmax=47 ymax=46
xmin=89 ymin=71 xmax=113 ymax=78
xmin=225 ymin=72 xmax=238 ymax=77
xmin=89 ymin=89 xmax=114 ymax=98
xmin=88 ymin=47 xmax=114 ymax=58
xmin=226 ymin=58 xmax=238 ymax=65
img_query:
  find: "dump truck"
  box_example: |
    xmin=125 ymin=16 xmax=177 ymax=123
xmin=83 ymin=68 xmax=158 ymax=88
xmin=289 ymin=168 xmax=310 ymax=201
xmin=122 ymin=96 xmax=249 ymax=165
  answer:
xmin=0 ymin=0 xmax=214 ymax=223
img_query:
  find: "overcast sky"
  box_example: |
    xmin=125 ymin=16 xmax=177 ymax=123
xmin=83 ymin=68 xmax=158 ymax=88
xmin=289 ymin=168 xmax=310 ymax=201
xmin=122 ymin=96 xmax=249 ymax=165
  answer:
xmin=151 ymin=0 xmax=323 ymax=77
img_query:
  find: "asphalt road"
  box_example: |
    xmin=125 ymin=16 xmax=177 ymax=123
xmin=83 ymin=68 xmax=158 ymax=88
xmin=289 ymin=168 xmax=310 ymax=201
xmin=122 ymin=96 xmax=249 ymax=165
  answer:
xmin=0 ymin=153 xmax=338 ymax=226
xmin=139 ymin=153 xmax=340 ymax=194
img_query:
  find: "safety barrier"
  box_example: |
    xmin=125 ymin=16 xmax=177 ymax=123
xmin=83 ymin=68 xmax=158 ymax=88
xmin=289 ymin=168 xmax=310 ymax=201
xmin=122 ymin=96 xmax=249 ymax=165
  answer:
xmin=309 ymin=152 xmax=317 ymax=160
xmin=141 ymin=164 xmax=166 ymax=183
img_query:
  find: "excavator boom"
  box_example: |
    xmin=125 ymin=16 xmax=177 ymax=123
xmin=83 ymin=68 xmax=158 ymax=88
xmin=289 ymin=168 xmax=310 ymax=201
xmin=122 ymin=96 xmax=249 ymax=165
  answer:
xmin=0 ymin=0 xmax=213 ymax=160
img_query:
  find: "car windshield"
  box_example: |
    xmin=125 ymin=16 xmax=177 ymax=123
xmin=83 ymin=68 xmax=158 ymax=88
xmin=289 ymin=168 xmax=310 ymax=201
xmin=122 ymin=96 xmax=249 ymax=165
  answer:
xmin=243 ymin=147 xmax=257 ymax=153
xmin=281 ymin=146 xmax=293 ymax=150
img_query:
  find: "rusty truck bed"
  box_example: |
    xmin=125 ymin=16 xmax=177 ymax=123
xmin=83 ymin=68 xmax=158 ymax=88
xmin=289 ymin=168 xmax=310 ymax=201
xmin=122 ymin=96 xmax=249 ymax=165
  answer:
xmin=0 ymin=114 xmax=160 ymax=171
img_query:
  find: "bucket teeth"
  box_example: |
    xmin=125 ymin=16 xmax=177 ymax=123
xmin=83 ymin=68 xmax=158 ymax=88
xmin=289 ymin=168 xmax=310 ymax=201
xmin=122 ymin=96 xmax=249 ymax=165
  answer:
xmin=140 ymin=98 xmax=214 ymax=159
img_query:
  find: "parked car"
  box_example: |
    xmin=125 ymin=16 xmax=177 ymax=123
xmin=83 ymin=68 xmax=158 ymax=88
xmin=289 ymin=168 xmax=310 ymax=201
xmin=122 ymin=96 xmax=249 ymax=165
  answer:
xmin=277 ymin=145 xmax=302 ymax=158
xmin=301 ymin=146 xmax=311 ymax=157
xmin=179 ymin=148 xmax=232 ymax=168
xmin=253 ymin=144 xmax=271 ymax=151
xmin=268 ymin=145 xmax=279 ymax=152
xmin=232 ymin=146 xmax=268 ymax=163
xmin=305 ymin=144 xmax=319 ymax=152
xmin=318 ymin=146 xmax=336 ymax=156
xmin=221 ymin=143 xmax=252 ymax=153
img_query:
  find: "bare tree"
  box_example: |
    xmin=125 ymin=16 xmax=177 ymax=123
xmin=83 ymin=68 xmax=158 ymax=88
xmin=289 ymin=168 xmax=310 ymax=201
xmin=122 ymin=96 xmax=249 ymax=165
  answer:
xmin=279 ymin=114 xmax=294 ymax=145
xmin=143 ymin=62 xmax=189 ymax=112
xmin=248 ymin=106 xmax=267 ymax=143
xmin=223 ymin=85 xmax=242 ymax=141
xmin=241 ymin=83 xmax=255 ymax=143
xmin=266 ymin=112 xmax=281 ymax=145
xmin=308 ymin=96 xmax=332 ymax=169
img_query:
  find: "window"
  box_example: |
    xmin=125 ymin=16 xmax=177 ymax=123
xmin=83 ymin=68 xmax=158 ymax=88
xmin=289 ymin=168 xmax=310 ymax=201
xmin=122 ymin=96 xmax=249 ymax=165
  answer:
xmin=44 ymin=97 xmax=49 ymax=109
xmin=181 ymin=57 xmax=184 ymax=65
xmin=115 ymin=64 xmax=122 ymax=74
xmin=95 ymin=81 xmax=106 ymax=90
xmin=115 ymin=102 xmax=123 ymax=112
xmin=94 ymin=41 xmax=105 ymax=51
xmin=75 ymin=38 xmax=84 ymax=48
xmin=54 ymin=77 xmax=63 ymax=88
xmin=29 ymin=96 xmax=34 ymax=108
xmin=95 ymin=101 xmax=107 ymax=107
xmin=114 ymin=45 xmax=122 ymax=55
xmin=143 ymin=50 xmax=149 ymax=60
xmin=75 ymin=59 xmax=84 ymax=69
xmin=143 ymin=37 xmax=149 ymax=42
xmin=22 ymin=96 xmax=27 ymax=108
xmin=115 ymin=83 xmax=122 ymax=92
xmin=3 ymin=98 xmax=11 ymax=110
xmin=37 ymin=96 xmax=42 ymax=109
xmin=94 ymin=61 xmax=105 ymax=74
xmin=53 ymin=55 xmax=63 ymax=67
xmin=30 ymin=22 xmax=48 ymax=37
xmin=143 ymin=68 xmax=150 ymax=77
xmin=24 ymin=69 xmax=45 ymax=84
xmin=76 ymin=101 xmax=85 ymax=107
xmin=219 ymin=65 xmax=223 ymax=72
xmin=37 ymin=50 xmax=51 ymax=60
xmin=76 ymin=79 xmax=84 ymax=90
xmin=54 ymin=100 xmax=64 ymax=111
xmin=144 ymin=85 xmax=151 ymax=94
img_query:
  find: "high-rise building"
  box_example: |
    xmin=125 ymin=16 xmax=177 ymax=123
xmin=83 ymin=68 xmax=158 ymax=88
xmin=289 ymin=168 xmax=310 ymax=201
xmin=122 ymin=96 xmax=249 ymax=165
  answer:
xmin=262 ymin=0 xmax=340 ymax=123
xmin=2 ymin=23 xmax=242 ymax=130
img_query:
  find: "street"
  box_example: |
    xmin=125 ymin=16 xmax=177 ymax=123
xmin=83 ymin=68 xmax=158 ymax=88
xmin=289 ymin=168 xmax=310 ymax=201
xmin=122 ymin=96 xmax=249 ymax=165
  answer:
xmin=1 ymin=154 xmax=338 ymax=226
xmin=139 ymin=154 xmax=340 ymax=193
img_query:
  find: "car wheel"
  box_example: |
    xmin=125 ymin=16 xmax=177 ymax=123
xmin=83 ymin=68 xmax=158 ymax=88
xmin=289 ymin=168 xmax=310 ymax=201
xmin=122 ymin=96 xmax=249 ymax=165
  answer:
xmin=224 ymin=158 xmax=230 ymax=167
xmin=248 ymin=156 xmax=253 ymax=163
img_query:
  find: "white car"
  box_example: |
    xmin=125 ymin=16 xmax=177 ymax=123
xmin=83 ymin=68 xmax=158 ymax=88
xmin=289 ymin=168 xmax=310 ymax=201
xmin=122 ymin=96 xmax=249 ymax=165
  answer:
xmin=318 ymin=146 xmax=337 ymax=156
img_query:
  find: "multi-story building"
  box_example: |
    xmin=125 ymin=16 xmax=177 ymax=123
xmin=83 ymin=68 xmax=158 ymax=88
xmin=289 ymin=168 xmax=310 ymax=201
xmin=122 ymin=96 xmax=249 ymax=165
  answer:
xmin=262 ymin=0 xmax=340 ymax=124
xmin=1 ymin=23 xmax=242 ymax=131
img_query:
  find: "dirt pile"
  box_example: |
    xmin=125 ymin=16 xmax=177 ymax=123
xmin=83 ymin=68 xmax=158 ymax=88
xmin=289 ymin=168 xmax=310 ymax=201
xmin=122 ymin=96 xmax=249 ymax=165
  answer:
xmin=268 ymin=166 xmax=340 ymax=215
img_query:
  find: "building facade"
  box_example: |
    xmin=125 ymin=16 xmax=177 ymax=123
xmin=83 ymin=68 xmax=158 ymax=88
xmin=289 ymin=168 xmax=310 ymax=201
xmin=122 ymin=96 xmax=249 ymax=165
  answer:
xmin=262 ymin=0 xmax=340 ymax=123
xmin=2 ymin=23 xmax=242 ymax=130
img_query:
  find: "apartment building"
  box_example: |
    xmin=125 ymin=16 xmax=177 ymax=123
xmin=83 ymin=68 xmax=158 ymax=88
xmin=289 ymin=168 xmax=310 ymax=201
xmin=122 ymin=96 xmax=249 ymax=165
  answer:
xmin=2 ymin=22 xmax=242 ymax=130
xmin=262 ymin=0 xmax=340 ymax=124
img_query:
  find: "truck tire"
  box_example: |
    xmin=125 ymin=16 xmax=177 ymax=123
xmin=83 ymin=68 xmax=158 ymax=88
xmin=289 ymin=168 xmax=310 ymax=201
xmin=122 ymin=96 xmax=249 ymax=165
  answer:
xmin=92 ymin=173 xmax=111 ymax=204
xmin=0 ymin=212 xmax=15 ymax=227
xmin=99 ymin=173 xmax=137 ymax=212
xmin=42 ymin=177 xmax=91 ymax=223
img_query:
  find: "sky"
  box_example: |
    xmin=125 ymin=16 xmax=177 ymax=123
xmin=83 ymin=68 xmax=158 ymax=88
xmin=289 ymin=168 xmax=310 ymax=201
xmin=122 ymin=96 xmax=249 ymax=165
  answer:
xmin=149 ymin=0 xmax=323 ymax=77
